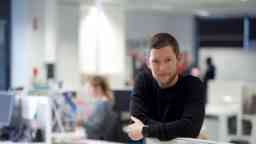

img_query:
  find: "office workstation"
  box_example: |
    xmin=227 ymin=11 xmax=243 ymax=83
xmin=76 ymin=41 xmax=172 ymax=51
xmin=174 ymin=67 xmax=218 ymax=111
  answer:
xmin=1 ymin=0 xmax=256 ymax=144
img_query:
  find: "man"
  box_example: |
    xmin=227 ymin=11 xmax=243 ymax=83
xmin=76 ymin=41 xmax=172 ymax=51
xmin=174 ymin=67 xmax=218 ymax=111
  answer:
xmin=128 ymin=33 xmax=205 ymax=141
xmin=203 ymin=57 xmax=216 ymax=103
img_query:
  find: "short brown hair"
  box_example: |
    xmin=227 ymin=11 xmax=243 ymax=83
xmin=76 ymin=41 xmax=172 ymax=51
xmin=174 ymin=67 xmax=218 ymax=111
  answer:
xmin=150 ymin=33 xmax=180 ymax=55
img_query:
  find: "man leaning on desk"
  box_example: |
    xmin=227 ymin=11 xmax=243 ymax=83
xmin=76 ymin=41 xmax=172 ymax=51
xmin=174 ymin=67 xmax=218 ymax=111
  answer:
xmin=128 ymin=33 xmax=206 ymax=141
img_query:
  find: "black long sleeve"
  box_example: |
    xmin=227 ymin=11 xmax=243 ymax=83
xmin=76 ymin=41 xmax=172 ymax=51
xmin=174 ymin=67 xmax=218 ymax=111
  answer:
xmin=130 ymin=72 xmax=161 ymax=125
xmin=130 ymin=71 xmax=205 ymax=141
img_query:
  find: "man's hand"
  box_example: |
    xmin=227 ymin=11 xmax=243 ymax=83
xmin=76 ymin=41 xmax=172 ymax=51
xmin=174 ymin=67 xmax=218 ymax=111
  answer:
xmin=127 ymin=116 xmax=145 ymax=141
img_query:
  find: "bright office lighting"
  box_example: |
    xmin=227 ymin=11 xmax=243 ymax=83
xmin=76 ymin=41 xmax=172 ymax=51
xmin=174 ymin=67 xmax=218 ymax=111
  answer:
xmin=223 ymin=95 xmax=233 ymax=104
xmin=79 ymin=6 xmax=124 ymax=75
xmin=196 ymin=10 xmax=210 ymax=17
xmin=79 ymin=7 xmax=98 ymax=74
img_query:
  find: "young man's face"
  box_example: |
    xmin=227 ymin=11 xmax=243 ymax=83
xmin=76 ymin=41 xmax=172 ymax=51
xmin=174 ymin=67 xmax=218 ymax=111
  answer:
xmin=148 ymin=46 xmax=178 ymax=87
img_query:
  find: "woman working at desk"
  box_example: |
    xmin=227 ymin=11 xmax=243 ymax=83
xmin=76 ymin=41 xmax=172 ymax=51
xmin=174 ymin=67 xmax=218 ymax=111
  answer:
xmin=78 ymin=75 xmax=117 ymax=141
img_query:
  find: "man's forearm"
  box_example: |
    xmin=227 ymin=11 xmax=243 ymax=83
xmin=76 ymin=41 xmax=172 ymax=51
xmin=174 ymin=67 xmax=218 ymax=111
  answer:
xmin=142 ymin=118 xmax=196 ymax=141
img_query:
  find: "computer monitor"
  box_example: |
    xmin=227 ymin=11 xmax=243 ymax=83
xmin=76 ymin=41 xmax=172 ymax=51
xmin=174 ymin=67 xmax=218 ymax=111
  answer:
xmin=0 ymin=92 xmax=14 ymax=127
xmin=242 ymin=93 xmax=256 ymax=115
xmin=113 ymin=90 xmax=132 ymax=112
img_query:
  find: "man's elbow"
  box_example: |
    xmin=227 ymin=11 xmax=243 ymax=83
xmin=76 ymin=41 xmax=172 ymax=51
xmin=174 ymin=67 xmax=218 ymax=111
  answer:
xmin=181 ymin=119 xmax=202 ymax=138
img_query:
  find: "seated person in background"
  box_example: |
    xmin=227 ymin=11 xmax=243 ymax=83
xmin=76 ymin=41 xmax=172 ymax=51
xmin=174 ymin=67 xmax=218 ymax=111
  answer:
xmin=78 ymin=75 xmax=118 ymax=141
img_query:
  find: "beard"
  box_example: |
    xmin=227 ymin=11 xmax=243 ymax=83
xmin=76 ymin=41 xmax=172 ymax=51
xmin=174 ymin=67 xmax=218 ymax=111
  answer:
xmin=156 ymin=72 xmax=178 ymax=88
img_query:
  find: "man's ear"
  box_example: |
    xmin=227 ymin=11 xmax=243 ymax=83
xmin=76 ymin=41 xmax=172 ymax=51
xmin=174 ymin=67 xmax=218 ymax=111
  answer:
xmin=146 ymin=60 xmax=152 ymax=71
xmin=176 ymin=53 xmax=182 ymax=63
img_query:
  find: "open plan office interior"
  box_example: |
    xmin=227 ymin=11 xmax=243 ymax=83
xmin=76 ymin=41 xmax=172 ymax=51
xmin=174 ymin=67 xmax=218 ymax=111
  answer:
xmin=1 ymin=0 xmax=256 ymax=143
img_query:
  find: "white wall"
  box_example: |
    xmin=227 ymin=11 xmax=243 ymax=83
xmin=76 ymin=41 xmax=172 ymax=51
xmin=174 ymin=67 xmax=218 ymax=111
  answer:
xmin=44 ymin=0 xmax=58 ymax=63
xmin=126 ymin=11 xmax=195 ymax=54
xmin=29 ymin=0 xmax=47 ymax=80
xmin=199 ymin=48 xmax=256 ymax=81
xmin=12 ymin=0 xmax=29 ymax=87
xmin=56 ymin=4 xmax=80 ymax=91
xmin=11 ymin=0 xmax=46 ymax=88
xmin=12 ymin=0 xmax=80 ymax=90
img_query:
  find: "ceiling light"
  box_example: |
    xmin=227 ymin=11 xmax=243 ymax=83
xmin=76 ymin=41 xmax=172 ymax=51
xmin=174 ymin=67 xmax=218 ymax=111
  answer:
xmin=196 ymin=10 xmax=210 ymax=17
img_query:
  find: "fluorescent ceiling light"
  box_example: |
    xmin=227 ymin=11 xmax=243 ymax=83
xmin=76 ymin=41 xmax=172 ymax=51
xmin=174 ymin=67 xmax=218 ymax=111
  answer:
xmin=196 ymin=10 xmax=210 ymax=17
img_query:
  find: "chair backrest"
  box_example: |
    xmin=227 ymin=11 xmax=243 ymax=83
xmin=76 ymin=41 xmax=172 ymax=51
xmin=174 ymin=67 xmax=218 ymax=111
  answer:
xmin=113 ymin=90 xmax=131 ymax=112
xmin=242 ymin=83 xmax=256 ymax=115
xmin=103 ymin=111 xmax=119 ymax=141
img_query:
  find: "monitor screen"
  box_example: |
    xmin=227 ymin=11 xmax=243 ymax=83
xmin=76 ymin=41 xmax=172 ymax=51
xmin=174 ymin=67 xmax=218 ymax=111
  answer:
xmin=0 ymin=92 xmax=14 ymax=127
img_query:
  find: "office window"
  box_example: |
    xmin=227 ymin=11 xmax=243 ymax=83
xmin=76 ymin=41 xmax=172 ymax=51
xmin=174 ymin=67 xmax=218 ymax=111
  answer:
xmin=197 ymin=17 xmax=243 ymax=47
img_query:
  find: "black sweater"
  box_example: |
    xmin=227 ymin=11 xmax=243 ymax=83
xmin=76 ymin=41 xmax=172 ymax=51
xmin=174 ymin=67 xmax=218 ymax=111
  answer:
xmin=130 ymin=71 xmax=206 ymax=141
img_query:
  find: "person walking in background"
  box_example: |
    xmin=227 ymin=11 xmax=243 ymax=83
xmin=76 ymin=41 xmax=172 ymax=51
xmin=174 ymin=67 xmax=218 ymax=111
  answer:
xmin=203 ymin=57 xmax=216 ymax=103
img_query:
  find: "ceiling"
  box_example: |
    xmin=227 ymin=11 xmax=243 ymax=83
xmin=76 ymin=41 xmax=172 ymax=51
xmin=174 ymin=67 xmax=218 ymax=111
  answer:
xmin=58 ymin=0 xmax=256 ymax=16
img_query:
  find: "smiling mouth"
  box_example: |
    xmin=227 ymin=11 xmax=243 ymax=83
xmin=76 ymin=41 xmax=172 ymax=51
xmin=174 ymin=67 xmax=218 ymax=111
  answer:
xmin=158 ymin=73 xmax=169 ymax=77
xmin=158 ymin=76 xmax=170 ymax=80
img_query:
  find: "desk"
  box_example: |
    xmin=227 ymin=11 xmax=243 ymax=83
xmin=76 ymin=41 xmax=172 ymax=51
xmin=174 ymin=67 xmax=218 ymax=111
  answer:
xmin=54 ymin=138 xmax=233 ymax=144
xmin=52 ymin=131 xmax=123 ymax=144
xmin=0 ymin=138 xmax=233 ymax=144
xmin=205 ymin=105 xmax=239 ymax=142
xmin=146 ymin=138 xmax=233 ymax=144
xmin=62 ymin=139 xmax=123 ymax=144
xmin=19 ymin=95 xmax=51 ymax=144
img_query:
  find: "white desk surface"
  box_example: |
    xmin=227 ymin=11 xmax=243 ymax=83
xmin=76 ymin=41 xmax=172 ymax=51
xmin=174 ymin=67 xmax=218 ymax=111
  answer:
xmin=64 ymin=139 xmax=123 ymax=144
xmin=146 ymin=138 xmax=233 ymax=144
xmin=206 ymin=104 xmax=239 ymax=116
xmin=0 ymin=140 xmax=121 ymax=144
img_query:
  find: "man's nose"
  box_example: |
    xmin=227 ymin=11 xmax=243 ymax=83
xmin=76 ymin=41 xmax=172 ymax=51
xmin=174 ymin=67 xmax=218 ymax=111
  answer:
xmin=159 ymin=63 xmax=166 ymax=72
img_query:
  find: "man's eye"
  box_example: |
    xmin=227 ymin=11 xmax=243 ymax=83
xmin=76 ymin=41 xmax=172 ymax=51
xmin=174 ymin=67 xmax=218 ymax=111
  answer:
xmin=153 ymin=60 xmax=159 ymax=64
xmin=166 ymin=58 xmax=171 ymax=62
